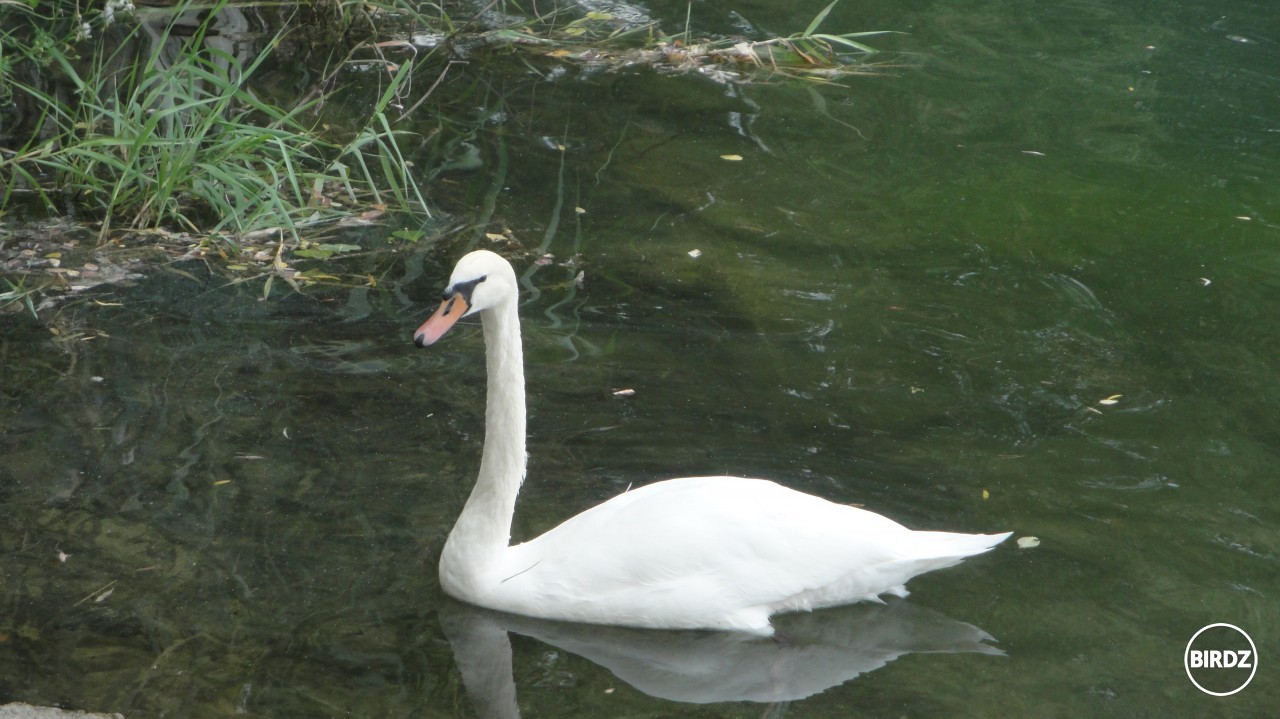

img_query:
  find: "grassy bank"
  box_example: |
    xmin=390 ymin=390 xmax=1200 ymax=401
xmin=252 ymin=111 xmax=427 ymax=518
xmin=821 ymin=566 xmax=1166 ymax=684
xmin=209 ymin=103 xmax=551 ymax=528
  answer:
xmin=0 ymin=0 xmax=431 ymax=238
xmin=0 ymin=0 xmax=452 ymax=310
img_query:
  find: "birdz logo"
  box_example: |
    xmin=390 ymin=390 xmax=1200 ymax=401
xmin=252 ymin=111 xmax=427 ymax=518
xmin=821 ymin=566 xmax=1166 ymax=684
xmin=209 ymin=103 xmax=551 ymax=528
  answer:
xmin=1184 ymin=624 xmax=1257 ymax=696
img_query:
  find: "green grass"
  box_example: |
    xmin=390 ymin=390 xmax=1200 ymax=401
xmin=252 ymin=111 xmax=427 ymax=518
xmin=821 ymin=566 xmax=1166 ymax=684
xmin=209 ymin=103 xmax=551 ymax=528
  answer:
xmin=0 ymin=0 xmax=433 ymax=242
xmin=0 ymin=275 xmax=40 ymax=318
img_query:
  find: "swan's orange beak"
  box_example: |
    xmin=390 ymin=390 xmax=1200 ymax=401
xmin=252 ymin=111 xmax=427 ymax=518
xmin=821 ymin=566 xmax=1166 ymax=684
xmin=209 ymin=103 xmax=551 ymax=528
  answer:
xmin=414 ymin=294 xmax=470 ymax=347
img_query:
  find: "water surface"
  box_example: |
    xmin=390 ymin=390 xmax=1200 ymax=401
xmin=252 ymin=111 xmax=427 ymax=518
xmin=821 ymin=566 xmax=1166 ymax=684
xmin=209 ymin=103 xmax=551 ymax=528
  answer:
xmin=2 ymin=0 xmax=1278 ymax=716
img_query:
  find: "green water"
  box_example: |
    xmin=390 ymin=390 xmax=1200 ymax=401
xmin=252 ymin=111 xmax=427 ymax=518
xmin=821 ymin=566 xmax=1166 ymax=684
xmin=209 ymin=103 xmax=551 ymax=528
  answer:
xmin=3 ymin=0 xmax=1279 ymax=715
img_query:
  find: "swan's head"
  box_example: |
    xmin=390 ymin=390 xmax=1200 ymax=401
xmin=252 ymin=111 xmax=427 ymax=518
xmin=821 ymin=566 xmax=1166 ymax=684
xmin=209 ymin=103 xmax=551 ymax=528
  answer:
xmin=414 ymin=250 xmax=517 ymax=347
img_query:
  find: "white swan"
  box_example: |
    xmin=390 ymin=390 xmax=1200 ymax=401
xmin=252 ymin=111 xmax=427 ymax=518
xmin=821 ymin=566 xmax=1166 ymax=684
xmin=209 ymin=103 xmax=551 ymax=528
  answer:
xmin=414 ymin=250 xmax=1010 ymax=636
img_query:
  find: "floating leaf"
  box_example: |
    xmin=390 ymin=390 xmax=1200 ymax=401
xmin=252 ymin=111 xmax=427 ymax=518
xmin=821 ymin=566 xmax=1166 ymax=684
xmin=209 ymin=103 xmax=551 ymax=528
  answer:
xmin=1098 ymin=394 xmax=1122 ymax=405
xmin=720 ymin=154 xmax=744 ymax=161
xmin=612 ymin=388 xmax=636 ymax=397
xmin=1016 ymin=536 xmax=1041 ymax=549
xmin=391 ymin=228 xmax=425 ymax=243
xmin=316 ymin=243 xmax=361 ymax=253
xmin=982 ymin=489 xmax=990 ymax=500
xmin=294 ymin=249 xmax=333 ymax=259
xmin=688 ymin=249 xmax=702 ymax=258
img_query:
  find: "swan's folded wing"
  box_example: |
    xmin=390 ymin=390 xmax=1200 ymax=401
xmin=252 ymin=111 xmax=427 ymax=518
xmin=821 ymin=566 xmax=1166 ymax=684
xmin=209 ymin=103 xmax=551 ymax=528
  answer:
xmin=491 ymin=476 xmax=1002 ymax=632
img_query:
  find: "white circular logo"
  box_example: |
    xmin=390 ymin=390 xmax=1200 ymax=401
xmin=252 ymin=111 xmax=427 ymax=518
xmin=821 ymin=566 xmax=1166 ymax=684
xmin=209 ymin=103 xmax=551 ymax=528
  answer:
xmin=1184 ymin=623 xmax=1257 ymax=696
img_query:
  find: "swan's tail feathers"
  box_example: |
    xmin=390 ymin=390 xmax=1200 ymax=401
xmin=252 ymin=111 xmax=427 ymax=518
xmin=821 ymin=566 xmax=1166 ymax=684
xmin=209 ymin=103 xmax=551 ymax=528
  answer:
xmin=916 ymin=530 xmax=1013 ymax=560
xmin=880 ymin=530 xmax=1012 ymax=593
xmin=777 ymin=530 xmax=1010 ymax=612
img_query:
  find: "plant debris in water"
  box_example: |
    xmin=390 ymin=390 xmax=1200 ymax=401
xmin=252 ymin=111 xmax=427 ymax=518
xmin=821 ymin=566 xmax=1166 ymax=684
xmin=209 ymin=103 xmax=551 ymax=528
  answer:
xmin=422 ymin=0 xmax=896 ymax=83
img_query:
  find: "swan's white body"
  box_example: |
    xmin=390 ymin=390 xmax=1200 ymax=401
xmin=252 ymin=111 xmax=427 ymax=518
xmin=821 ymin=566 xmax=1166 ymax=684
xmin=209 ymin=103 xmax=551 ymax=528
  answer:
xmin=415 ymin=251 xmax=1010 ymax=635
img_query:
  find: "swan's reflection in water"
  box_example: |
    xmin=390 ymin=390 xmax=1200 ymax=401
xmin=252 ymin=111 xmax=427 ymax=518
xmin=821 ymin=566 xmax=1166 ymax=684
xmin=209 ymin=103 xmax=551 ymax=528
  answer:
xmin=441 ymin=599 xmax=1003 ymax=716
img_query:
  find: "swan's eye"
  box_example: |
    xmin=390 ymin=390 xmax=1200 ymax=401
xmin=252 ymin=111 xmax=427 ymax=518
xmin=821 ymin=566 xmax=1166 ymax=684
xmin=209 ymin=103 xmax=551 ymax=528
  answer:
xmin=450 ymin=275 xmax=487 ymax=305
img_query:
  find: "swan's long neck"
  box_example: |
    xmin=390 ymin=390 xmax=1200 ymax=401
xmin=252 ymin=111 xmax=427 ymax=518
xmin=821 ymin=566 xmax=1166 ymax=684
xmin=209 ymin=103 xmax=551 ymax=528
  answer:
xmin=440 ymin=295 xmax=526 ymax=596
